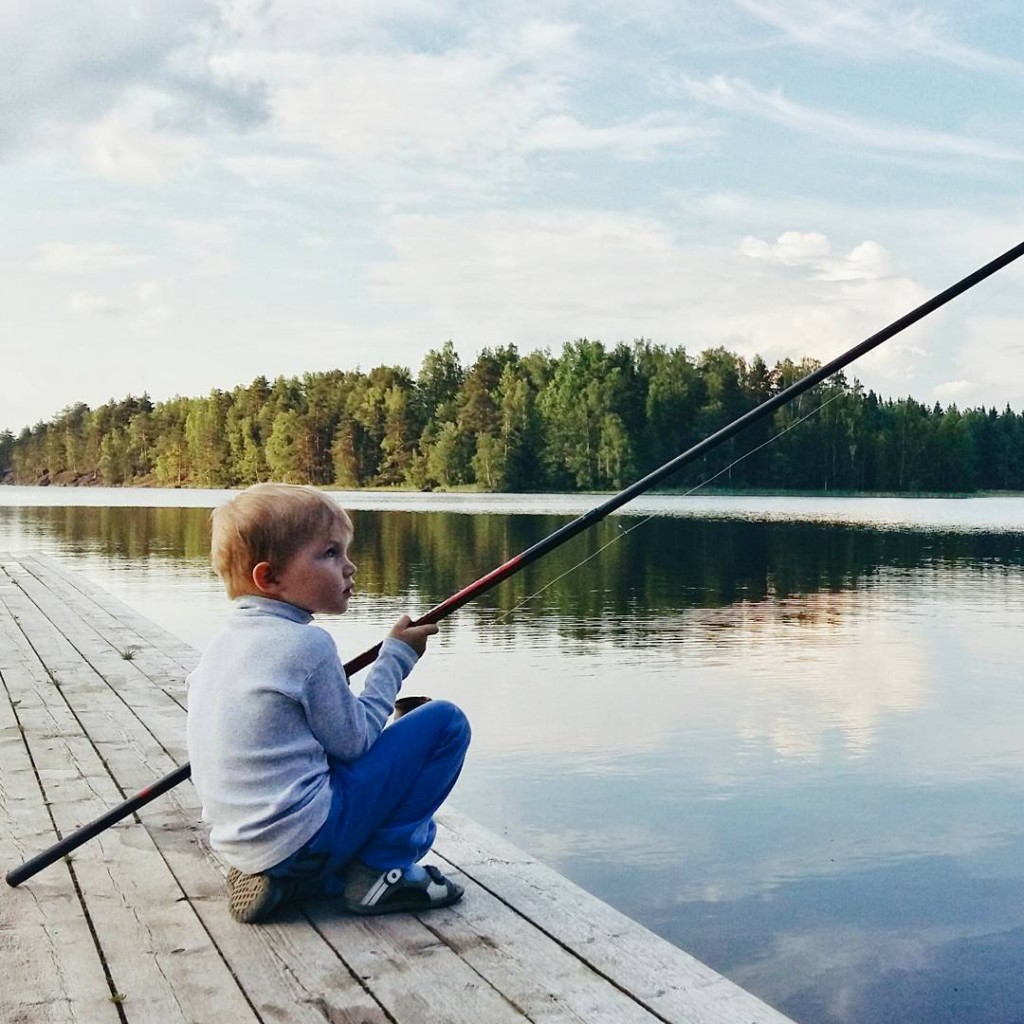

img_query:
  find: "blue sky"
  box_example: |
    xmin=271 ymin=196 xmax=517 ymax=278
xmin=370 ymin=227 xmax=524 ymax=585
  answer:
xmin=3 ymin=0 xmax=1024 ymax=434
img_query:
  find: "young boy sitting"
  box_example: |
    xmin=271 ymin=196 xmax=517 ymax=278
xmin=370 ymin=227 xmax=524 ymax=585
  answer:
xmin=186 ymin=482 xmax=470 ymax=924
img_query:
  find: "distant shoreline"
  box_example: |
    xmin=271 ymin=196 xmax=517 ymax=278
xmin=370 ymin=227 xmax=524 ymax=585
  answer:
xmin=3 ymin=473 xmax=1021 ymax=501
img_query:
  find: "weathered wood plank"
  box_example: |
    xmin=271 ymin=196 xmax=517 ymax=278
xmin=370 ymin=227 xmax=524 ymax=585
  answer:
xmin=18 ymin=553 xmax=199 ymax=704
xmin=4 ymin=559 xmax=188 ymax=763
xmin=307 ymin=897 xmax=534 ymax=1024
xmin=0 ymin=608 xmax=120 ymax=1024
xmin=147 ymin=808 xmax=392 ymax=1024
xmin=433 ymin=809 xmax=796 ymax=1024
xmin=26 ymin=552 xmax=200 ymax=680
xmin=0 ymin=568 xmax=261 ymax=1024
xmin=412 ymin=867 xmax=666 ymax=1024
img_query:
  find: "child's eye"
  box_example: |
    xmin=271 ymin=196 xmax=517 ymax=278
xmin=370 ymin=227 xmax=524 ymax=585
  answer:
xmin=324 ymin=547 xmax=337 ymax=558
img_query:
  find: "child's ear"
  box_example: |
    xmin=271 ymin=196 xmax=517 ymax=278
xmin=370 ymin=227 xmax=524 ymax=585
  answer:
xmin=251 ymin=561 xmax=278 ymax=594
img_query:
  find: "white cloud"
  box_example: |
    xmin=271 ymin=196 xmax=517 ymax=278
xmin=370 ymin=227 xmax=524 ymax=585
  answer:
xmin=740 ymin=230 xmax=832 ymax=267
xmin=939 ymin=315 xmax=1024 ymax=410
xmin=222 ymin=153 xmax=320 ymax=185
xmin=204 ymin=17 xmax=650 ymax=194
xmin=75 ymin=90 xmax=208 ymax=186
xmin=823 ymin=241 xmax=894 ymax=282
xmin=367 ymin=208 xmax=693 ymax=334
xmin=526 ymin=112 xmax=718 ymax=159
xmin=684 ymin=74 xmax=1024 ymax=166
xmin=733 ymin=0 xmax=1024 ymax=73
xmin=715 ymin=273 xmax=935 ymax=383
xmin=67 ymin=280 xmax=173 ymax=326
xmin=4 ymin=0 xmax=1024 ymax=436
xmin=362 ymin=208 xmax=942 ymax=396
xmin=740 ymin=232 xmax=894 ymax=282
xmin=0 ymin=0 xmax=260 ymax=173
xmin=165 ymin=220 xmax=235 ymax=275
xmin=135 ymin=280 xmax=174 ymax=328
xmin=30 ymin=242 xmax=148 ymax=274
xmin=215 ymin=0 xmax=454 ymax=50
xmin=212 ymin=46 xmax=568 ymax=186
xmin=68 ymin=290 xmax=128 ymax=317
xmin=932 ymin=379 xmax=975 ymax=404
xmin=514 ymin=18 xmax=581 ymax=58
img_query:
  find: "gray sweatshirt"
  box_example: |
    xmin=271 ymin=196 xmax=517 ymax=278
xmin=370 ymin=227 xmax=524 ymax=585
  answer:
xmin=186 ymin=595 xmax=418 ymax=873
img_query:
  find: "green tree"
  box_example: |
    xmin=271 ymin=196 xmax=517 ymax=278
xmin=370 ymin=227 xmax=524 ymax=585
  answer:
xmin=471 ymin=432 xmax=506 ymax=490
xmin=303 ymin=371 xmax=351 ymax=484
xmin=343 ymin=367 xmax=415 ymax=484
xmin=539 ymin=339 xmax=638 ymax=490
xmin=13 ymin=424 xmax=48 ymax=480
xmin=265 ymin=408 xmax=308 ymax=482
xmin=379 ymin=384 xmax=417 ymax=485
xmin=7 ymin=339 xmax=1024 ymax=496
xmin=597 ymin=413 xmax=631 ymax=488
xmin=0 ymin=430 xmax=13 ymax=476
xmin=425 ymin=421 xmax=467 ymax=488
xmin=418 ymin=341 xmax=464 ymax=427
xmin=152 ymin=399 xmax=191 ymax=486
xmin=99 ymin=428 xmax=131 ymax=485
xmin=226 ymin=376 xmax=272 ymax=484
xmin=494 ymin=362 xmax=543 ymax=490
xmin=538 ymin=340 xmax=605 ymax=489
xmin=636 ymin=342 xmax=703 ymax=483
xmin=185 ymin=392 xmax=231 ymax=486
xmin=331 ymin=420 xmax=362 ymax=487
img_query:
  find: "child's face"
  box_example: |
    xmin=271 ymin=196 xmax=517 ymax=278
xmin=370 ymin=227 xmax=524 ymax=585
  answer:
xmin=268 ymin=524 xmax=357 ymax=614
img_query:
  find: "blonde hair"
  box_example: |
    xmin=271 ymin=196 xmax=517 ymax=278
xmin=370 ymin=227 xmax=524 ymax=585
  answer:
xmin=211 ymin=483 xmax=352 ymax=598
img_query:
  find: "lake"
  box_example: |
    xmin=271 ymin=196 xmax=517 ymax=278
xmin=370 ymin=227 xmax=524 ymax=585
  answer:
xmin=2 ymin=487 xmax=1023 ymax=1024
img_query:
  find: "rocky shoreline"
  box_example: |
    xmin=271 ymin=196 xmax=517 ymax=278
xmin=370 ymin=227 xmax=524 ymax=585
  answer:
xmin=1 ymin=469 xmax=103 ymax=487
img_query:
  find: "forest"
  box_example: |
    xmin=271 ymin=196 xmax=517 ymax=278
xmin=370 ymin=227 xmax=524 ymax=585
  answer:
xmin=2 ymin=339 xmax=1023 ymax=494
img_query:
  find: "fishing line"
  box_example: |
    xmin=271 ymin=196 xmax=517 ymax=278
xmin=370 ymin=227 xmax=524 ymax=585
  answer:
xmin=490 ymin=386 xmax=849 ymax=625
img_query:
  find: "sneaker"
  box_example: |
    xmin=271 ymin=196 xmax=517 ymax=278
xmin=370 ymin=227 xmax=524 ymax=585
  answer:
xmin=226 ymin=867 xmax=292 ymax=924
xmin=342 ymin=862 xmax=464 ymax=916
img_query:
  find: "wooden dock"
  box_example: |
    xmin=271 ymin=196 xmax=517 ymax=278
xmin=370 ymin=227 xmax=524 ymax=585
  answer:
xmin=0 ymin=552 xmax=797 ymax=1024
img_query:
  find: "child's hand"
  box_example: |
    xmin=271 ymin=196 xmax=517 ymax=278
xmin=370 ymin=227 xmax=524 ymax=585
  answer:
xmin=389 ymin=614 xmax=438 ymax=656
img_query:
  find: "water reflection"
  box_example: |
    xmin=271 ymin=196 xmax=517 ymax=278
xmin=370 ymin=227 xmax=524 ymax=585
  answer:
xmin=1 ymin=494 xmax=1023 ymax=1024
xmin=3 ymin=500 xmax=1023 ymax=613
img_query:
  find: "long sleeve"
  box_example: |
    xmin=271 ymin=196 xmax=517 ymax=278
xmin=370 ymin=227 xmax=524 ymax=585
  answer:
xmin=303 ymin=636 xmax=418 ymax=761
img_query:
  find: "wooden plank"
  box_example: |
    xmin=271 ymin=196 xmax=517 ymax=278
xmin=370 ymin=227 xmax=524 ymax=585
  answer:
xmin=307 ymin=898 xmax=533 ymax=1024
xmin=11 ymin=552 xmax=195 ymax=711
xmin=144 ymin=805 xmax=392 ymax=1024
xmin=27 ymin=552 xmax=200 ymax=679
xmin=433 ymin=809 xmax=796 ymax=1024
xmin=413 ymin=868 xmax=666 ymax=1024
xmin=0 ymin=567 xmax=261 ymax=1024
xmin=0 ymin=624 xmax=120 ymax=1024
xmin=4 ymin=559 xmax=188 ymax=763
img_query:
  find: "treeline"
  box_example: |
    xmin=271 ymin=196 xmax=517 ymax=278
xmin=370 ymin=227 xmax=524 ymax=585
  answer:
xmin=3 ymin=340 xmax=1024 ymax=493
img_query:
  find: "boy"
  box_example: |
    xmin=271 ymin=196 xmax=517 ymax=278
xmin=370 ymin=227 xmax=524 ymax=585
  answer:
xmin=186 ymin=483 xmax=470 ymax=924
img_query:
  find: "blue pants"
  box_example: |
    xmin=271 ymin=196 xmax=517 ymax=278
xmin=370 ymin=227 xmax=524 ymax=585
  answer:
xmin=267 ymin=699 xmax=470 ymax=897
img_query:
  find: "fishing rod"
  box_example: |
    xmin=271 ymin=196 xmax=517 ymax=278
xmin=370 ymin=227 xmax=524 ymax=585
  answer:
xmin=7 ymin=238 xmax=1024 ymax=888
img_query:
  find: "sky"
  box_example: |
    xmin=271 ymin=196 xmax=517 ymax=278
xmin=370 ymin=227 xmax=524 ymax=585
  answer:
xmin=3 ymin=0 xmax=1024 ymax=435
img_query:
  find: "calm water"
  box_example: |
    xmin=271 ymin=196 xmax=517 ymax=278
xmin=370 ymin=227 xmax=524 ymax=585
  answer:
xmin=2 ymin=487 xmax=1023 ymax=1024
